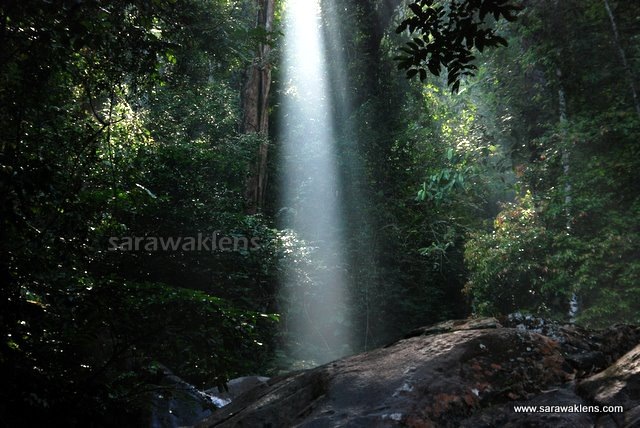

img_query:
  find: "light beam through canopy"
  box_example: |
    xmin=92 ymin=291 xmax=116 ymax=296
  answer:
xmin=279 ymin=0 xmax=353 ymax=365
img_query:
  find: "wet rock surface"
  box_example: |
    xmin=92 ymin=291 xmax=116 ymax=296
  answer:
xmin=194 ymin=318 xmax=640 ymax=427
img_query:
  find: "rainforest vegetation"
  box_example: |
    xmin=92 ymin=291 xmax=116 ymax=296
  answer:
xmin=1 ymin=0 xmax=639 ymax=425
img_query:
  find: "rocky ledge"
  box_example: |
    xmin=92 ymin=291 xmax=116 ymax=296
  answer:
xmin=195 ymin=317 xmax=640 ymax=427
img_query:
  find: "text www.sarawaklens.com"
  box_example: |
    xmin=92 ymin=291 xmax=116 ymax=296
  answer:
xmin=513 ymin=404 xmax=624 ymax=414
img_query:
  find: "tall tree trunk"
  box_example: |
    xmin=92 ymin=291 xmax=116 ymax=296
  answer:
xmin=603 ymin=0 xmax=640 ymax=118
xmin=243 ymin=0 xmax=274 ymax=214
xmin=557 ymin=67 xmax=571 ymax=230
xmin=557 ymin=67 xmax=578 ymax=321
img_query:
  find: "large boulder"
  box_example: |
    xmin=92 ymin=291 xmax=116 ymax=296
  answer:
xmin=578 ymin=344 xmax=640 ymax=428
xmin=194 ymin=318 xmax=640 ymax=427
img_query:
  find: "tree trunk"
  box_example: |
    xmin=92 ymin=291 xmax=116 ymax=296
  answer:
xmin=603 ymin=0 xmax=640 ymax=118
xmin=557 ymin=67 xmax=579 ymax=322
xmin=557 ymin=67 xmax=571 ymax=230
xmin=243 ymin=0 xmax=274 ymax=214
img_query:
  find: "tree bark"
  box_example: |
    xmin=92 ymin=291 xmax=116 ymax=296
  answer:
xmin=603 ymin=0 xmax=640 ymax=119
xmin=243 ymin=0 xmax=274 ymax=214
xmin=557 ymin=67 xmax=571 ymax=230
xmin=557 ymin=67 xmax=578 ymax=321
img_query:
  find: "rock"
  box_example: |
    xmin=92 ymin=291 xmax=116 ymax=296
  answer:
xmin=193 ymin=318 xmax=640 ymax=428
xmin=401 ymin=317 xmax=502 ymax=340
xmin=205 ymin=376 xmax=270 ymax=406
xmin=148 ymin=372 xmax=271 ymax=426
xmin=503 ymin=316 xmax=640 ymax=376
xmin=148 ymin=365 xmax=216 ymax=428
xmin=145 ymin=366 xmax=271 ymax=427
xmin=460 ymin=388 xmax=593 ymax=428
xmin=578 ymin=344 xmax=640 ymax=428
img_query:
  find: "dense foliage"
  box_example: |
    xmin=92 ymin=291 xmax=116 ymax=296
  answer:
xmin=0 ymin=0 xmax=278 ymax=425
xmin=463 ymin=0 xmax=640 ymax=326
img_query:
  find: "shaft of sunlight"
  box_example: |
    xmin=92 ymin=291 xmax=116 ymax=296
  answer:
xmin=279 ymin=0 xmax=352 ymax=365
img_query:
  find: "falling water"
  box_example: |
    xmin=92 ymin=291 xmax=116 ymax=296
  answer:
xmin=568 ymin=293 xmax=579 ymax=323
xmin=279 ymin=0 xmax=352 ymax=364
